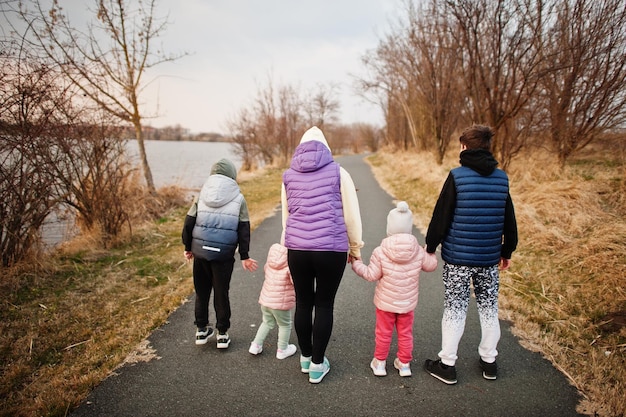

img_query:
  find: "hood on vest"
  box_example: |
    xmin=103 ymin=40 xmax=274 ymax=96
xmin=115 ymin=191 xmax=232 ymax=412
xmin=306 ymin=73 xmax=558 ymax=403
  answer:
xmin=380 ymin=234 xmax=419 ymax=264
xmin=290 ymin=139 xmax=334 ymax=173
xmin=266 ymin=243 xmax=288 ymax=270
xmin=210 ymin=158 xmax=238 ymax=180
xmin=460 ymin=149 xmax=498 ymax=176
xmin=199 ymin=173 xmax=240 ymax=208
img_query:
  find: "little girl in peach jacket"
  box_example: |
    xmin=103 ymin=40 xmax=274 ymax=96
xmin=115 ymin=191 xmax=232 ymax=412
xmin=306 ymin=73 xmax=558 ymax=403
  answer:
xmin=351 ymin=201 xmax=437 ymax=377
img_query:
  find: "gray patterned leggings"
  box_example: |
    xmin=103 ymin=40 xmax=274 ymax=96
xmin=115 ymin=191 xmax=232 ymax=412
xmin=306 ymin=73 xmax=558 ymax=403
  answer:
xmin=439 ymin=262 xmax=501 ymax=366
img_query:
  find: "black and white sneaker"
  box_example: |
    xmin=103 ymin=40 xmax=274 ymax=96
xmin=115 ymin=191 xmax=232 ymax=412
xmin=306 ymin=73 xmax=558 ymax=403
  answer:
xmin=195 ymin=327 xmax=214 ymax=345
xmin=424 ymin=359 xmax=457 ymax=385
xmin=480 ymin=359 xmax=498 ymax=380
xmin=216 ymin=332 xmax=231 ymax=349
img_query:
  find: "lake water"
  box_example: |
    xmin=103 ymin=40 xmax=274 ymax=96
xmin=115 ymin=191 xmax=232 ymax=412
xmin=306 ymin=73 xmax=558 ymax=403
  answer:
xmin=42 ymin=140 xmax=239 ymax=246
xmin=126 ymin=140 xmax=240 ymax=190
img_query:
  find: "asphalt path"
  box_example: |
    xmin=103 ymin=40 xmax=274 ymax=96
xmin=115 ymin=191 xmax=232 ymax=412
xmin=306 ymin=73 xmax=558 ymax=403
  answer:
xmin=70 ymin=154 xmax=582 ymax=417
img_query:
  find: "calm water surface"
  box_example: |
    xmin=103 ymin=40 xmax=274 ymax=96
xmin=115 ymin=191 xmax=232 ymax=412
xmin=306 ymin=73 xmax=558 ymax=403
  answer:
xmin=43 ymin=140 xmax=239 ymax=246
xmin=126 ymin=140 xmax=240 ymax=190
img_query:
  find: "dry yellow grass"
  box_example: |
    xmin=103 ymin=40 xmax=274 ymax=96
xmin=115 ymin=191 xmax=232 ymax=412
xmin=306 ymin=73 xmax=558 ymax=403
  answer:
xmin=2 ymin=149 xmax=623 ymax=416
xmin=367 ymin=146 xmax=625 ymax=417
xmin=0 ymin=166 xmax=284 ymax=417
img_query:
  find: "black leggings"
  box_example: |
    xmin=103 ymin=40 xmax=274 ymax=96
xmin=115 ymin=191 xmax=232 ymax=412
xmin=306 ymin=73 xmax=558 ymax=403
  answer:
xmin=287 ymin=250 xmax=347 ymax=364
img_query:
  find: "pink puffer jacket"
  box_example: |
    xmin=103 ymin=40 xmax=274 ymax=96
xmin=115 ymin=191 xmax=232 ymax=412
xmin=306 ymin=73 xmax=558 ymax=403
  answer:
xmin=351 ymin=234 xmax=438 ymax=313
xmin=258 ymin=243 xmax=296 ymax=311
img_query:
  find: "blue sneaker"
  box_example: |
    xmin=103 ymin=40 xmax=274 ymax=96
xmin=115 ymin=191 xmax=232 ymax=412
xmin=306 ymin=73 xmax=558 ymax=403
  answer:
xmin=300 ymin=355 xmax=311 ymax=374
xmin=308 ymin=357 xmax=330 ymax=384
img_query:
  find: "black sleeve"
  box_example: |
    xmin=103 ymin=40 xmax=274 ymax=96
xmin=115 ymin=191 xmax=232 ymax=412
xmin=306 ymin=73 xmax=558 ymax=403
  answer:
xmin=425 ymin=173 xmax=456 ymax=253
xmin=500 ymin=194 xmax=518 ymax=259
xmin=182 ymin=215 xmax=196 ymax=251
xmin=237 ymin=221 xmax=251 ymax=260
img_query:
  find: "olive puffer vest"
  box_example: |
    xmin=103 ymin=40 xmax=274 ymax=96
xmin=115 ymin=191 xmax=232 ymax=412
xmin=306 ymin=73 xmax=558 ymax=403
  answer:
xmin=442 ymin=166 xmax=509 ymax=266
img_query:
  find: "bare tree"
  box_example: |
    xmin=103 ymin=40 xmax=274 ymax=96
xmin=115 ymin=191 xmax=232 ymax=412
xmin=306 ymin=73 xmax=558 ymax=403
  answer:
xmin=539 ymin=0 xmax=626 ymax=166
xmin=303 ymin=83 xmax=341 ymax=129
xmin=444 ymin=0 xmax=543 ymax=168
xmin=227 ymin=75 xmax=342 ymax=168
xmin=356 ymin=0 xmax=462 ymax=160
xmin=25 ymin=0 xmax=184 ymax=193
xmin=358 ymin=33 xmax=421 ymax=150
xmin=409 ymin=0 xmax=463 ymax=163
xmin=0 ymin=57 xmax=66 ymax=265
xmin=52 ymin=116 xmax=135 ymax=246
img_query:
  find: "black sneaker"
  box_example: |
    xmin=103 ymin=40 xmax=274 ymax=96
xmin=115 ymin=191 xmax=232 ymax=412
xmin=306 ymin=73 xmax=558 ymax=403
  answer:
xmin=216 ymin=332 xmax=231 ymax=349
xmin=480 ymin=359 xmax=498 ymax=380
xmin=424 ymin=359 xmax=457 ymax=385
xmin=195 ymin=326 xmax=214 ymax=345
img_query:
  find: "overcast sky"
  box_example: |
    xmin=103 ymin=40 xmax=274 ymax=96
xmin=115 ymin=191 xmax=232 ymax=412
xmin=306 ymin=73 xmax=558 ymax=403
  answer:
xmin=3 ymin=0 xmax=402 ymax=133
xmin=135 ymin=0 xmax=401 ymax=133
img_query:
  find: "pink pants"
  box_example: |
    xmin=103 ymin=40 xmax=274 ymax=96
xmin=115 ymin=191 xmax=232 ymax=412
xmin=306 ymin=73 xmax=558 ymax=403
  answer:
xmin=374 ymin=308 xmax=414 ymax=364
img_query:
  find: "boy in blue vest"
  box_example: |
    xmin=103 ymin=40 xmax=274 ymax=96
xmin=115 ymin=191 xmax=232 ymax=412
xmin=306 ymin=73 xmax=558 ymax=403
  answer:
xmin=423 ymin=125 xmax=518 ymax=384
xmin=182 ymin=158 xmax=258 ymax=348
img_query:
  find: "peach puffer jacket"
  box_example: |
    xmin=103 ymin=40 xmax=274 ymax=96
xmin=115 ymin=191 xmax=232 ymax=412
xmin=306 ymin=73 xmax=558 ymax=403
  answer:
xmin=352 ymin=234 xmax=438 ymax=314
xmin=258 ymin=243 xmax=296 ymax=311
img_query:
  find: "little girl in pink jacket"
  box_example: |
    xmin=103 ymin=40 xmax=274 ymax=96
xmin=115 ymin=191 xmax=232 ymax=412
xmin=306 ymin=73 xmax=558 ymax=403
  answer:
xmin=351 ymin=201 xmax=437 ymax=377
xmin=249 ymin=243 xmax=297 ymax=359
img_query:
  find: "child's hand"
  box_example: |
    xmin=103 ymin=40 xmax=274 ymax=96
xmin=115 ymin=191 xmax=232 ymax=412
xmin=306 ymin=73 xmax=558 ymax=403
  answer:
xmin=242 ymin=258 xmax=258 ymax=272
xmin=184 ymin=251 xmax=193 ymax=261
xmin=499 ymin=257 xmax=511 ymax=270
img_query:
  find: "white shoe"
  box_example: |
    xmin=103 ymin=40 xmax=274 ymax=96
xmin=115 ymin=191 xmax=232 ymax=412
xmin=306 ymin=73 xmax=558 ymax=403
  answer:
xmin=394 ymin=357 xmax=412 ymax=377
xmin=370 ymin=358 xmax=387 ymax=376
xmin=276 ymin=344 xmax=297 ymax=359
xmin=249 ymin=342 xmax=263 ymax=355
xmin=216 ymin=333 xmax=230 ymax=349
xmin=195 ymin=327 xmax=214 ymax=345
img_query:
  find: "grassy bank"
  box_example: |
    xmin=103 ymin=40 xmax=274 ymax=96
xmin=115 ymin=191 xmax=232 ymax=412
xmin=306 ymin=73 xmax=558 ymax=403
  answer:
xmin=0 ymin=167 xmax=284 ymax=417
xmin=367 ymin=146 xmax=625 ymax=417
xmin=2 ymin=148 xmax=624 ymax=416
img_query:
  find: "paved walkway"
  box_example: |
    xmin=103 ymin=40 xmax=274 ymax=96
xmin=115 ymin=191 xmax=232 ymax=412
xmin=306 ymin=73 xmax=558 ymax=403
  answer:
xmin=70 ymin=154 xmax=582 ymax=417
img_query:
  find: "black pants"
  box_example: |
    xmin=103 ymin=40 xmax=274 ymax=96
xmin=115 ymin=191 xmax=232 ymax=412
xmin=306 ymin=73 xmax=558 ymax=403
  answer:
xmin=193 ymin=257 xmax=235 ymax=334
xmin=288 ymin=250 xmax=347 ymax=364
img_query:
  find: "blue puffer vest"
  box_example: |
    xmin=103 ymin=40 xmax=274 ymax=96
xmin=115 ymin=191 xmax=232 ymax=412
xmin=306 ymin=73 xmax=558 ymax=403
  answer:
xmin=283 ymin=141 xmax=348 ymax=252
xmin=442 ymin=166 xmax=509 ymax=266
xmin=191 ymin=174 xmax=243 ymax=261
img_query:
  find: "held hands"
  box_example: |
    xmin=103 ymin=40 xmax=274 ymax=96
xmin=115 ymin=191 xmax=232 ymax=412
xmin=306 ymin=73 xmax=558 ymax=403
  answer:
xmin=348 ymin=254 xmax=360 ymax=264
xmin=242 ymin=258 xmax=258 ymax=272
xmin=184 ymin=251 xmax=193 ymax=261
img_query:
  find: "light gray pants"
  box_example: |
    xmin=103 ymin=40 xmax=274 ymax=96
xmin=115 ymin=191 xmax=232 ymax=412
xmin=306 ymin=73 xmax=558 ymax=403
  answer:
xmin=253 ymin=306 xmax=293 ymax=350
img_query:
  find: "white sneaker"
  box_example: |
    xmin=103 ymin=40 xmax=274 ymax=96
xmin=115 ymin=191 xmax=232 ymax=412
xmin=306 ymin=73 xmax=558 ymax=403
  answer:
xmin=216 ymin=333 xmax=230 ymax=349
xmin=370 ymin=358 xmax=387 ymax=376
xmin=394 ymin=357 xmax=412 ymax=377
xmin=249 ymin=342 xmax=263 ymax=355
xmin=195 ymin=327 xmax=214 ymax=345
xmin=276 ymin=344 xmax=297 ymax=359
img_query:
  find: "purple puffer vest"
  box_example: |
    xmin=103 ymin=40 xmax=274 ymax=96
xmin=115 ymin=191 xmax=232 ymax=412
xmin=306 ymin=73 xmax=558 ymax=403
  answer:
xmin=283 ymin=141 xmax=349 ymax=252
